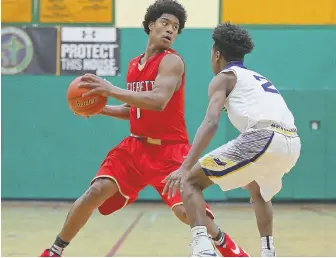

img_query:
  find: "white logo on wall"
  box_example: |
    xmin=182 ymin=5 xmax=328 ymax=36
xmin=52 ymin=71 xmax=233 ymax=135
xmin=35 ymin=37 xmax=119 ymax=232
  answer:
xmin=60 ymin=27 xmax=120 ymax=76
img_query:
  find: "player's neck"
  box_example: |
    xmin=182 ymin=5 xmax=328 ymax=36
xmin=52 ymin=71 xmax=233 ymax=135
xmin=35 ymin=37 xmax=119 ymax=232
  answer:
xmin=142 ymin=43 xmax=166 ymax=62
xmin=219 ymin=61 xmax=228 ymax=72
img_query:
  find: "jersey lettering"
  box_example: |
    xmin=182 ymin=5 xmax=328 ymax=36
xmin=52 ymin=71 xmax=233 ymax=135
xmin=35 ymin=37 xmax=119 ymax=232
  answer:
xmin=127 ymin=80 xmax=155 ymax=119
xmin=253 ymin=74 xmax=280 ymax=94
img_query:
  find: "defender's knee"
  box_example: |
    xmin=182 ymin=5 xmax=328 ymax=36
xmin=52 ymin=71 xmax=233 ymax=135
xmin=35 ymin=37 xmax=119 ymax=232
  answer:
xmin=172 ymin=205 xmax=189 ymax=225
xmin=246 ymin=181 xmax=264 ymax=202
xmin=251 ymin=191 xmax=264 ymax=203
xmin=183 ymin=173 xmax=202 ymax=191
xmin=182 ymin=163 xmax=212 ymax=191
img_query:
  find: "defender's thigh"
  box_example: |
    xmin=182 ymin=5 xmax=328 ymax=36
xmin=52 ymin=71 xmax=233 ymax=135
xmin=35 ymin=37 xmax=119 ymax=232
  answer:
xmin=199 ymin=130 xmax=275 ymax=192
xmin=255 ymin=133 xmax=301 ymax=201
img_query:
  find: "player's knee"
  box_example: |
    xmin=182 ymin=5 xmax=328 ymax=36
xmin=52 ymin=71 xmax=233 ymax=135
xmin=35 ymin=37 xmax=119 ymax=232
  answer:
xmin=183 ymin=172 xmax=198 ymax=188
xmin=183 ymin=173 xmax=203 ymax=194
xmin=172 ymin=205 xmax=189 ymax=225
xmin=251 ymin=192 xmax=264 ymax=204
xmin=183 ymin=164 xmax=210 ymax=191
xmin=82 ymin=178 xmax=118 ymax=205
xmin=249 ymin=187 xmax=262 ymax=201
xmin=246 ymin=181 xmax=264 ymax=202
xmin=180 ymin=178 xmax=198 ymax=205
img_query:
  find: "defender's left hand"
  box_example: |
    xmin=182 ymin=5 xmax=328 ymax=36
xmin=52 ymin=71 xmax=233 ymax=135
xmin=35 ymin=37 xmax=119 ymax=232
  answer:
xmin=162 ymin=167 xmax=188 ymax=199
xmin=78 ymin=73 xmax=115 ymax=97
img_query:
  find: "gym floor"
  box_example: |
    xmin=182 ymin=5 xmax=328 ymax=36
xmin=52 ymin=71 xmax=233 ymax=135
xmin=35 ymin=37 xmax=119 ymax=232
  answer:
xmin=2 ymin=201 xmax=336 ymax=257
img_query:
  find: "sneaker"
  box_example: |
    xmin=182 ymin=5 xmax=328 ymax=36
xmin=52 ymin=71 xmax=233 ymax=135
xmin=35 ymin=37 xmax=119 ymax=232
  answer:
xmin=40 ymin=249 xmax=61 ymax=257
xmin=190 ymin=235 xmax=219 ymax=257
xmin=261 ymin=248 xmax=276 ymax=257
xmin=215 ymin=233 xmax=250 ymax=257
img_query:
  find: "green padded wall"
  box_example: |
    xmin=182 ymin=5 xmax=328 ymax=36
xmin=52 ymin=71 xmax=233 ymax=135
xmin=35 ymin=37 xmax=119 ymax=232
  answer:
xmin=2 ymin=27 xmax=336 ymax=200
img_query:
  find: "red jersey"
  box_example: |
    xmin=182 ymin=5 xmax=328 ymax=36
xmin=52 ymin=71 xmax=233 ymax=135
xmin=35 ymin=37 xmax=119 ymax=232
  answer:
xmin=126 ymin=48 xmax=188 ymax=143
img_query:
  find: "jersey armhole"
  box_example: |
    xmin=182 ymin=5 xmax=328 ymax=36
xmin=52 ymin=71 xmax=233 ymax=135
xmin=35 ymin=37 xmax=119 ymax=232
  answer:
xmin=161 ymin=52 xmax=185 ymax=92
xmin=221 ymin=69 xmax=238 ymax=99
xmin=175 ymin=54 xmax=185 ymax=92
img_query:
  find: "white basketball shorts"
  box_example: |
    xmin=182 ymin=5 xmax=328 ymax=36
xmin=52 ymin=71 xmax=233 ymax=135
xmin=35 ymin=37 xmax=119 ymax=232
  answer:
xmin=199 ymin=128 xmax=301 ymax=202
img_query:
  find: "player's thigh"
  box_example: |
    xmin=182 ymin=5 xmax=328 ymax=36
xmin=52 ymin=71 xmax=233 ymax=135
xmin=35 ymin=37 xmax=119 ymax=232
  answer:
xmin=254 ymin=133 xmax=301 ymax=201
xmin=243 ymin=151 xmax=295 ymax=202
xmin=199 ymin=130 xmax=276 ymax=192
xmin=92 ymin=139 xmax=147 ymax=215
xmin=254 ymin=154 xmax=295 ymax=202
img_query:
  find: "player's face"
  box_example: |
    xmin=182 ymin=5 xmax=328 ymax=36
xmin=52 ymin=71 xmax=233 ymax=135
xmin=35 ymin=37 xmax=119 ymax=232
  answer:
xmin=149 ymin=14 xmax=180 ymax=49
xmin=211 ymin=47 xmax=221 ymax=74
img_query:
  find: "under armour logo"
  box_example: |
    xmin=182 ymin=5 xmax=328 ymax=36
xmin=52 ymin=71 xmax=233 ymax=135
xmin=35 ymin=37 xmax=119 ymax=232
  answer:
xmin=82 ymin=30 xmax=96 ymax=39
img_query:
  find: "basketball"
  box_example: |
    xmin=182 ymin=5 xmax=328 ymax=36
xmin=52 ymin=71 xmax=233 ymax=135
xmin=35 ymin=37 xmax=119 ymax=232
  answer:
xmin=67 ymin=76 xmax=108 ymax=116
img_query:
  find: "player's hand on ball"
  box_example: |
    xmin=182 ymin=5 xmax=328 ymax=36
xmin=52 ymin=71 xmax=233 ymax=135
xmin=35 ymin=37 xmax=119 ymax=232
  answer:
xmin=78 ymin=73 xmax=115 ymax=97
xmin=73 ymin=111 xmax=89 ymax=119
xmin=162 ymin=167 xmax=187 ymax=199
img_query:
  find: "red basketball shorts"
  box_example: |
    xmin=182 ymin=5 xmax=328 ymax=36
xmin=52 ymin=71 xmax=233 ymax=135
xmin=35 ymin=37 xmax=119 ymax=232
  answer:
xmin=91 ymin=136 xmax=214 ymax=219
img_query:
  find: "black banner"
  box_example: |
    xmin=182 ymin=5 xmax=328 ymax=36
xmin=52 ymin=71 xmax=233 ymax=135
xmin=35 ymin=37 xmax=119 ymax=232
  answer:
xmin=60 ymin=27 xmax=120 ymax=76
xmin=1 ymin=27 xmax=57 ymax=75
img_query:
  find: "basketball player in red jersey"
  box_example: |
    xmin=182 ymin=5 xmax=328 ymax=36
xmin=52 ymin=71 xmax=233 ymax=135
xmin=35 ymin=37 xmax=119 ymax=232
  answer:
xmin=40 ymin=1 xmax=248 ymax=257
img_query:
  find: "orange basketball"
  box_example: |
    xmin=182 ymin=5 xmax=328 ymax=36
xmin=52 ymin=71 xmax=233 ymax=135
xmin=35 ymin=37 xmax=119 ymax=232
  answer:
xmin=67 ymin=76 xmax=108 ymax=117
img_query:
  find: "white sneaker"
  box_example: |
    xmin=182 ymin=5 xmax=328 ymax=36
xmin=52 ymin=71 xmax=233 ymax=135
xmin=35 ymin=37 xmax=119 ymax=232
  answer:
xmin=189 ymin=235 xmax=219 ymax=257
xmin=261 ymin=248 xmax=276 ymax=257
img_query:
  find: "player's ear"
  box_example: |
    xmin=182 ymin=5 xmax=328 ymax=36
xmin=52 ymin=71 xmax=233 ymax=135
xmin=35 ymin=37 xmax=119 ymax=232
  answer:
xmin=148 ymin=21 xmax=155 ymax=32
xmin=215 ymin=50 xmax=221 ymax=61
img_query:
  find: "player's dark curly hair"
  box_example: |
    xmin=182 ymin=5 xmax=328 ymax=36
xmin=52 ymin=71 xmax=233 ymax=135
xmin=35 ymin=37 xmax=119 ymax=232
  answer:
xmin=142 ymin=0 xmax=187 ymax=35
xmin=212 ymin=22 xmax=254 ymax=62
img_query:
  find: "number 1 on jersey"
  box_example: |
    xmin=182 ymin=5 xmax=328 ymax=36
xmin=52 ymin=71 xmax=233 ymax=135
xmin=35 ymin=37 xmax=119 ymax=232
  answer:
xmin=253 ymin=75 xmax=280 ymax=94
xmin=136 ymin=108 xmax=141 ymax=119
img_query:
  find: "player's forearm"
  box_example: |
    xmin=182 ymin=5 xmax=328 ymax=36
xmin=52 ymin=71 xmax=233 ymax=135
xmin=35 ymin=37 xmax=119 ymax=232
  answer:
xmin=109 ymin=87 xmax=165 ymax=111
xmin=182 ymin=121 xmax=219 ymax=170
xmin=100 ymin=104 xmax=130 ymax=120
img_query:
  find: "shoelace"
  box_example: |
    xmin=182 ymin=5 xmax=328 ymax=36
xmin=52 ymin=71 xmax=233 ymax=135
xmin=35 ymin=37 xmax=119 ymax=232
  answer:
xmin=188 ymin=237 xmax=199 ymax=247
xmin=188 ymin=234 xmax=212 ymax=248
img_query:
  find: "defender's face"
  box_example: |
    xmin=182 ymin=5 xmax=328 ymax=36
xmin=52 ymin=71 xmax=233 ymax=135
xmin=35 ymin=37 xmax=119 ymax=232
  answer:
xmin=211 ymin=48 xmax=221 ymax=75
xmin=149 ymin=14 xmax=180 ymax=49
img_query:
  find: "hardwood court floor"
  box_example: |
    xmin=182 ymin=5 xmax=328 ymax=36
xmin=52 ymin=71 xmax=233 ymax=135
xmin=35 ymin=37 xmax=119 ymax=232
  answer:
xmin=2 ymin=201 xmax=336 ymax=257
